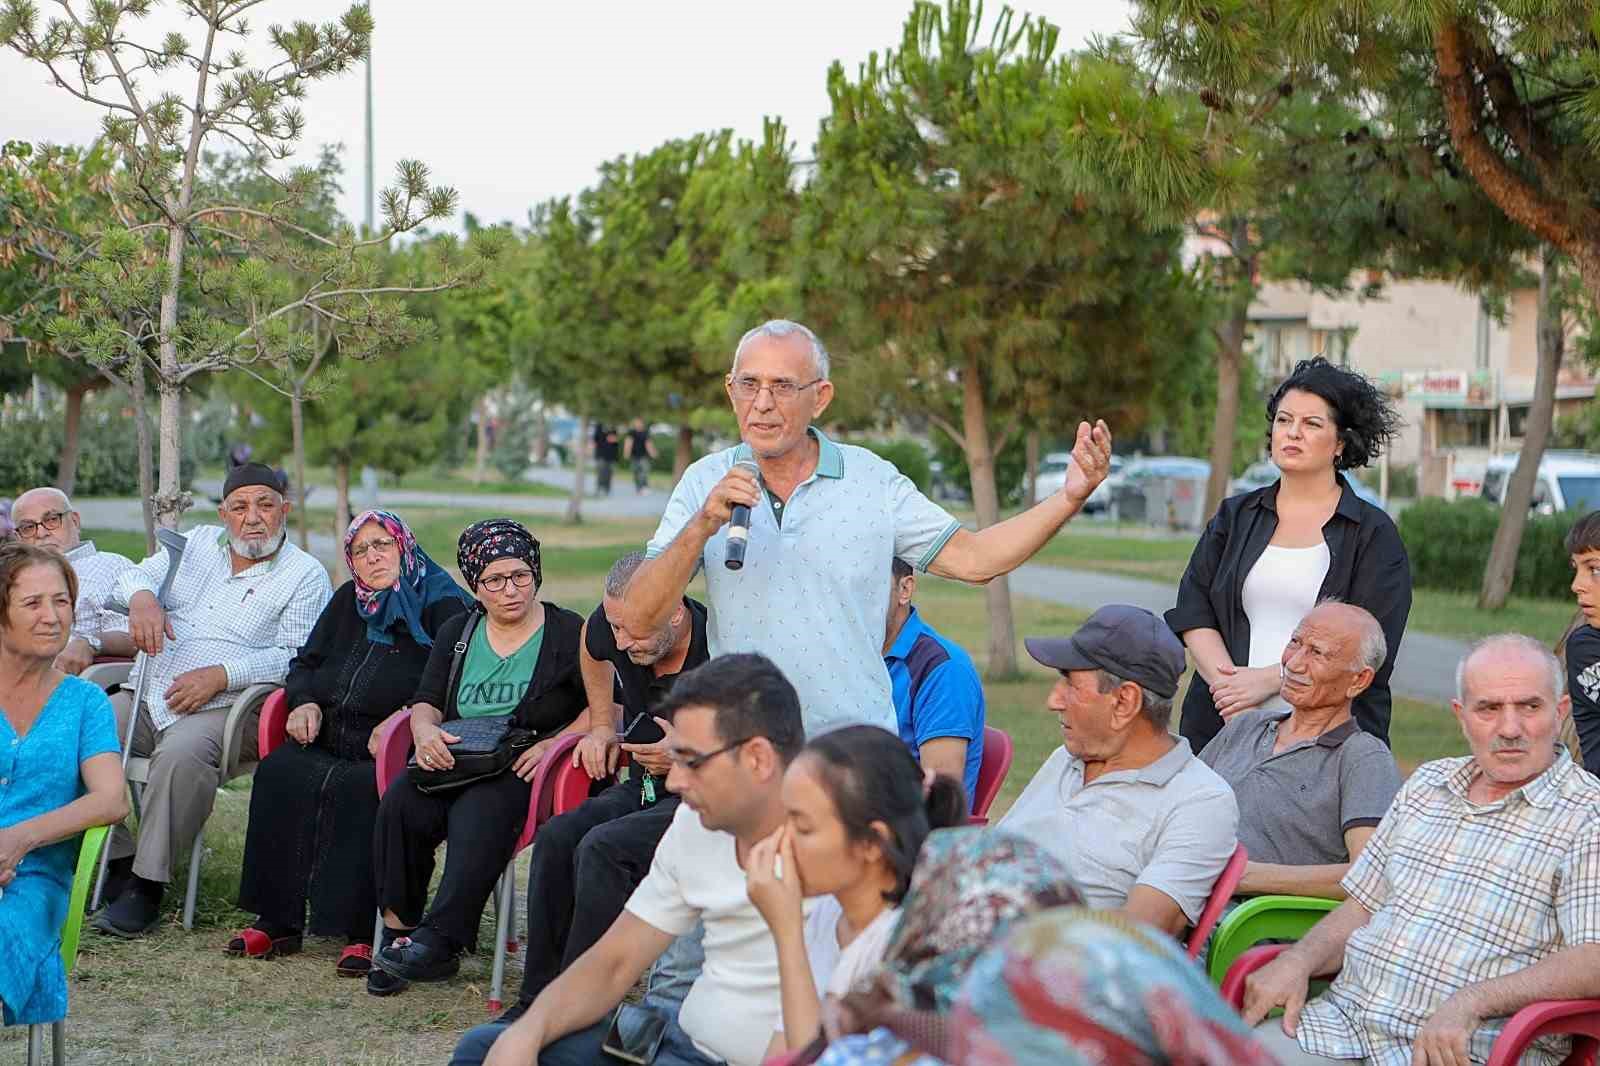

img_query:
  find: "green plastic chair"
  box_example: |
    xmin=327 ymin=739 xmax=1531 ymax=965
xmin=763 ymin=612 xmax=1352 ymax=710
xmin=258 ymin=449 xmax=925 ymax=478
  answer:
xmin=1205 ymin=893 xmax=1340 ymax=985
xmin=27 ymin=825 xmax=109 ymax=1066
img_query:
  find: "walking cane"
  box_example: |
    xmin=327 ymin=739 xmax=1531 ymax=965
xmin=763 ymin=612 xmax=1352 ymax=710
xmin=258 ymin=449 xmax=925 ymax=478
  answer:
xmin=90 ymin=527 xmax=189 ymax=912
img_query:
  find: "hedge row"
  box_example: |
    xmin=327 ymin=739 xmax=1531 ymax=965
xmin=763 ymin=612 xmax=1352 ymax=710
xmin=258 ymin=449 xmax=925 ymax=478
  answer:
xmin=0 ymin=413 xmax=198 ymax=497
xmin=1397 ymin=497 xmax=1576 ymax=600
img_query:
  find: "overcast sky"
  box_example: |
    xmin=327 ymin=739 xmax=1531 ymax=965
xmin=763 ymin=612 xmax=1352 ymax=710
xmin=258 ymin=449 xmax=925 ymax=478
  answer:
xmin=2 ymin=1 xmax=1132 ymax=229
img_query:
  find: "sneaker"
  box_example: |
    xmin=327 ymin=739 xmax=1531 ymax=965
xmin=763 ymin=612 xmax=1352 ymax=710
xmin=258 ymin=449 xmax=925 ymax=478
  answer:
xmin=366 ymin=965 xmax=409 ymax=997
xmin=373 ymin=928 xmax=462 ymax=983
xmin=92 ymin=879 xmax=164 ymax=938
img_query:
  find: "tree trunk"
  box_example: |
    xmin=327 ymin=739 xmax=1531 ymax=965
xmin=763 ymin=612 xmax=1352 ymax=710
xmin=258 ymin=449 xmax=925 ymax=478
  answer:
xmin=473 ymin=394 xmax=491 ymax=484
xmin=154 ymin=220 xmax=188 ymax=530
xmin=566 ymin=415 xmax=589 ymax=525
xmin=129 ymin=363 xmax=156 ymax=555
xmin=290 ymin=389 xmax=310 ymax=551
xmin=57 ymin=383 xmax=87 ymax=496
xmin=673 ymin=424 xmax=694 ymax=483
xmin=1480 ymin=246 xmax=1563 ymax=609
xmin=1205 ymin=221 xmax=1254 ymax=520
xmin=963 ymin=355 xmax=1019 ymax=679
xmin=1024 ymin=429 xmax=1041 ymax=506
xmin=334 ymin=459 xmax=352 ymax=581
xmin=531 ymin=408 xmax=550 ymax=465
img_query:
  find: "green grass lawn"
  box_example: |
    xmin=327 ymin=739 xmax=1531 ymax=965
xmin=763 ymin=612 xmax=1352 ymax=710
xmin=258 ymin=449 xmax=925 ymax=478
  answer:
xmin=28 ymin=513 xmax=1479 ymax=1065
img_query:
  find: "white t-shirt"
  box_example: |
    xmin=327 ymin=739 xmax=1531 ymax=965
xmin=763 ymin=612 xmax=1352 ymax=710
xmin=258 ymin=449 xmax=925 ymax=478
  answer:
xmin=625 ymin=804 xmax=782 ymax=1066
xmin=775 ymin=898 xmax=901 ymax=1037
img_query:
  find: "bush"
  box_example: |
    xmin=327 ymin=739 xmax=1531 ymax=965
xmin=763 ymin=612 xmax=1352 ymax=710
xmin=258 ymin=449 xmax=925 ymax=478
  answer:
xmin=858 ymin=439 xmax=932 ymax=494
xmin=1386 ymin=463 xmax=1418 ymax=500
xmin=931 ymin=430 xmax=1027 ymax=505
xmin=650 ymin=432 xmax=681 ymax=475
xmin=1398 ymin=497 xmax=1575 ymax=599
xmin=0 ymin=401 xmax=197 ymax=497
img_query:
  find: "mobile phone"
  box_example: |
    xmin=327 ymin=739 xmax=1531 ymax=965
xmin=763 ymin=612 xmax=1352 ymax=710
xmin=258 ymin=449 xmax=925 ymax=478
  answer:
xmin=601 ymin=1003 xmax=667 ymax=1064
xmin=617 ymin=712 xmax=665 ymax=746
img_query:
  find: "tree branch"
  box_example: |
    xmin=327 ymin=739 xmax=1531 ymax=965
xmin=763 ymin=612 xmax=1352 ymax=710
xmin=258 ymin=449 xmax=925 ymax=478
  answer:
xmin=925 ymin=409 xmax=967 ymax=452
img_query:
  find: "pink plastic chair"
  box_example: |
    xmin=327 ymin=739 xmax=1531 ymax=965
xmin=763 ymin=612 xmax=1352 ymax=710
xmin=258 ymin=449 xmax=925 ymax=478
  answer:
xmin=1184 ymin=842 xmax=1248 ymax=960
xmin=256 ymin=688 xmax=290 ymax=758
xmin=967 ymin=725 xmax=1014 ymax=826
xmin=1223 ymin=944 xmax=1600 ymax=1066
xmin=373 ymin=719 xmax=594 ymax=1012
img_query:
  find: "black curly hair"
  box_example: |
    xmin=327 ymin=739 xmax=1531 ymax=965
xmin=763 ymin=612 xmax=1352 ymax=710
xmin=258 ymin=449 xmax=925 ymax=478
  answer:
xmin=1266 ymin=357 xmax=1401 ymax=471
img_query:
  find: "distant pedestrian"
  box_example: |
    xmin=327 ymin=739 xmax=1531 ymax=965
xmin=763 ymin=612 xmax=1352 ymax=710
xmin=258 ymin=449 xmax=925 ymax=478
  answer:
xmin=625 ymin=418 xmax=656 ymax=493
xmin=226 ymin=442 xmax=253 ymax=471
xmin=591 ymin=423 xmax=619 ymax=496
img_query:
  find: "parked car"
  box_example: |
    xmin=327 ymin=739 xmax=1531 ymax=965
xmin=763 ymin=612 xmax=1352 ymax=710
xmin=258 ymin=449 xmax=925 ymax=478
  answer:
xmin=1228 ymin=460 xmax=1389 ymax=512
xmin=1110 ymin=456 xmax=1211 ymax=527
xmin=1034 ymin=452 xmax=1124 ymax=512
xmin=1480 ymin=451 xmax=1600 ymax=514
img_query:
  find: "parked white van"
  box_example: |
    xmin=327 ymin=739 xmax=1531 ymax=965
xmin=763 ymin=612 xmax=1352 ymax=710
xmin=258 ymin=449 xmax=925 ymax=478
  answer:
xmin=1480 ymin=451 xmax=1600 ymax=514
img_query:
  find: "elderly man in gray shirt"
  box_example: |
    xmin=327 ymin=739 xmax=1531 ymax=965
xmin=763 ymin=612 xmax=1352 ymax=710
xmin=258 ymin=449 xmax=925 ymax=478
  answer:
xmin=1199 ymin=601 xmax=1403 ymax=899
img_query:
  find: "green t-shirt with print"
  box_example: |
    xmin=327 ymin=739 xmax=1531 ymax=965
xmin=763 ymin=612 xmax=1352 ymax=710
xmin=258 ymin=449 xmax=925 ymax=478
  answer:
xmin=456 ymin=623 xmax=544 ymax=718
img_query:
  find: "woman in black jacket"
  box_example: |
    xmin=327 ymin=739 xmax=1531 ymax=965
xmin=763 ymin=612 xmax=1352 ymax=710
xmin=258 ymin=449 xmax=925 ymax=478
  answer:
xmin=232 ymin=510 xmax=472 ymax=974
xmin=1166 ymin=358 xmax=1411 ymax=751
xmin=369 ymin=519 xmax=589 ymax=996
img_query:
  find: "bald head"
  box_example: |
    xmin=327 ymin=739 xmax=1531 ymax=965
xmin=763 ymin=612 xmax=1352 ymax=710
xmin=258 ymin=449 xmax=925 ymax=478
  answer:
xmin=12 ymin=487 xmax=80 ymax=552
xmin=1308 ymin=600 xmax=1387 ymax=673
xmin=1279 ymin=601 xmax=1384 ymax=715
xmin=1454 ymin=634 xmax=1562 ymax=705
xmin=1452 ymin=634 xmax=1569 ymax=788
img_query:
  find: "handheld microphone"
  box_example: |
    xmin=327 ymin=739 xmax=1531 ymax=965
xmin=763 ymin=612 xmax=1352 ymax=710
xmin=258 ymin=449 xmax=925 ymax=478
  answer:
xmin=725 ymin=458 xmax=761 ymax=571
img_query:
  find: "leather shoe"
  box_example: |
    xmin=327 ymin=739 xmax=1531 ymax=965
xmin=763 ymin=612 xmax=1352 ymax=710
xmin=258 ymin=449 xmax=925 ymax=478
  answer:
xmin=373 ymin=929 xmax=461 ymax=983
xmin=92 ymin=880 xmax=164 ymax=938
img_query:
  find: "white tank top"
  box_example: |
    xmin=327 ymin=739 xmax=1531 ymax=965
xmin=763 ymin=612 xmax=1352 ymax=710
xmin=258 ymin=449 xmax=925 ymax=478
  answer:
xmin=1241 ymin=542 xmax=1332 ymax=688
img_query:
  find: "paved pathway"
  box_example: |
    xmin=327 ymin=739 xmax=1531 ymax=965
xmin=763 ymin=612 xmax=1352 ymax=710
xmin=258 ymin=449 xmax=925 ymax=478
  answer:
xmin=76 ymin=488 xmax=1465 ymax=705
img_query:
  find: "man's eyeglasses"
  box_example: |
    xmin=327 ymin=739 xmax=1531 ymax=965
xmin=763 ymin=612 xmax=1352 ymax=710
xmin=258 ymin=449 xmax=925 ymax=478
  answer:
xmin=667 ymin=736 xmax=752 ymax=773
xmin=727 ymin=376 xmax=824 ymax=402
xmin=350 ymin=536 xmax=398 ymax=560
xmin=479 ymin=569 xmax=536 ymax=593
xmin=15 ymin=511 xmax=67 ymax=539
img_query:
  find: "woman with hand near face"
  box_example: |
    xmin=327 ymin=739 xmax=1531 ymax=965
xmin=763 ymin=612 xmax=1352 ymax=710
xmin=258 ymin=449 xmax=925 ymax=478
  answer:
xmin=745 ymin=725 xmax=965 ymax=1059
xmin=232 ymin=511 xmax=472 ymax=975
xmin=0 ymin=544 xmax=127 ymax=1028
xmin=1167 ymin=358 xmax=1411 ymax=751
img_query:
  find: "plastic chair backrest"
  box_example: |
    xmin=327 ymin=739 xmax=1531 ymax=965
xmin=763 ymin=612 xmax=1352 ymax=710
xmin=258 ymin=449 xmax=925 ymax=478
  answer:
xmin=1185 ymin=843 xmax=1250 ymax=959
xmin=1206 ymin=894 xmax=1339 ymax=984
xmin=256 ymin=689 xmax=289 ymax=760
xmin=968 ymin=725 xmax=1013 ymax=824
xmin=374 ymin=709 xmax=416 ymax=798
xmin=62 ymin=826 xmax=110 ymax=974
xmin=525 ymin=734 xmax=588 ymax=849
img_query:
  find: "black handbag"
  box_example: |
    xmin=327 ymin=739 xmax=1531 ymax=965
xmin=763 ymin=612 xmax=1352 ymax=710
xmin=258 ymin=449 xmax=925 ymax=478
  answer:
xmin=408 ymin=610 xmax=539 ymax=794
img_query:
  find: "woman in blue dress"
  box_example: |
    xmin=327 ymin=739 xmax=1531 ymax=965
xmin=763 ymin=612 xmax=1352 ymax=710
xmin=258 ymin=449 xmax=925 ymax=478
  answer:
xmin=0 ymin=543 xmax=127 ymax=1027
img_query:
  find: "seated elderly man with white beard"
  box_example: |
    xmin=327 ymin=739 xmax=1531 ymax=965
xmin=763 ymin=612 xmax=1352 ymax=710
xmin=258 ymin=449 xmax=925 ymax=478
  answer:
xmin=1198 ymin=602 xmax=1403 ymax=899
xmin=92 ymin=463 xmax=332 ymax=937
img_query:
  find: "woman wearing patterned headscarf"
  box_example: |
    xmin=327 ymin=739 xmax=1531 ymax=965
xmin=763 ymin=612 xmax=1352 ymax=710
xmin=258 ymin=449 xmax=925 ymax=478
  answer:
xmin=368 ymin=518 xmax=590 ymax=996
xmin=232 ymin=510 xmax=473 ymax=976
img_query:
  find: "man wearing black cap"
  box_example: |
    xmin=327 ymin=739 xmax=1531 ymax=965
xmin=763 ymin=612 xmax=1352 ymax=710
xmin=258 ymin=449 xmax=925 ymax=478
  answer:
xmin=999 ymin=604 xmax=1238 ymax=937
xmin=94 ymin=462 xmax=332 ymax=936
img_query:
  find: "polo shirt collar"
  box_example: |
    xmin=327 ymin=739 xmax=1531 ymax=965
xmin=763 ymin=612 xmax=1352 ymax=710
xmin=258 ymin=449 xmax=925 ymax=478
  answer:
xmin=731 ymin=427 xmax=845 ymax=480
xmin=1447 ymin=748 xmax=1573 ymax=809
xmin=886 ymin=605 xmax=929 ymax=662
xmin=1075 ymin=736 xmax=1195 ymax=787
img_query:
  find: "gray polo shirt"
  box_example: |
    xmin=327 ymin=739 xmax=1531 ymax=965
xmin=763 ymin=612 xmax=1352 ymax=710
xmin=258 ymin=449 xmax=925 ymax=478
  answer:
xmin=998 ymin=738 xmax=1238 ymax=922
xmin=1198 ymin=708 xmax=1402 ymax=867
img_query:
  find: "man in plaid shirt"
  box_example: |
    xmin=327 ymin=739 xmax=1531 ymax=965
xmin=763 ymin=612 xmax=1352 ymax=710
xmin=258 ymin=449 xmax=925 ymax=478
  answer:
xmin=1243 ymin=633 xmax=1600 ymax=1066
xmin=93 ymin=464 xmax=331 ymax=937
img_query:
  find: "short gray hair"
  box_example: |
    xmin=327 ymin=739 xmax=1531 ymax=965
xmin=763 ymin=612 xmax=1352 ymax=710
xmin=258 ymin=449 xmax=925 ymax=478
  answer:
xmin=1312 ymin=597 xmax=1386 ymax=673
xmin=1454 ymin=633 xmax=1564 ymax=703
xmin=604 ymin=551 xmax=648 ymax=598
xmin=1095 ymin=669 xmax=1175 ymax=732
xmin=14 ymin=486 xmax=72 ymax=515
xmin=731 ymin=319 xmax=831 ymax=380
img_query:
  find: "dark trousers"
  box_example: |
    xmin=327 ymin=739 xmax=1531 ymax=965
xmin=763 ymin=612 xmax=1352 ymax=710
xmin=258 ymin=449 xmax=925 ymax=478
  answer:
xmin=372 ymin=769 xmax=530 ymax=950
xmin=595 ymin=459 xmax=614 ymax=494
xmin=516 ymin=779 xmax=678 ymax=1004
xmin=451 ymin=1013 xmax=721 ymax=1066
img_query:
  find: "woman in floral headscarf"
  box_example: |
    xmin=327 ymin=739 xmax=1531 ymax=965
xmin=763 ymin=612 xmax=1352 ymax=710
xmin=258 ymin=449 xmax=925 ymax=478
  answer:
xmin=368 ymin=518 xmax=590 ymax=997
xmin=232 ymin=510 xmax=472 ymax=975
xmin=810 ymin=829 xmax=1275 ymax=1066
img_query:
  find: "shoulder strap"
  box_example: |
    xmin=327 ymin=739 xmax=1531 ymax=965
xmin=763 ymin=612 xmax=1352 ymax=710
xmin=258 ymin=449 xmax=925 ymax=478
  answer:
xmin=444 ymin=608 xmax=482 ymax=721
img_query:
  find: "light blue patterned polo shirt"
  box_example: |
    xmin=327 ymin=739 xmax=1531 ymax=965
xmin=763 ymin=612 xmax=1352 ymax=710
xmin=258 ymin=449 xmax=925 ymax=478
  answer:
xmin=647 ymin=429 xmax=963 ymax=736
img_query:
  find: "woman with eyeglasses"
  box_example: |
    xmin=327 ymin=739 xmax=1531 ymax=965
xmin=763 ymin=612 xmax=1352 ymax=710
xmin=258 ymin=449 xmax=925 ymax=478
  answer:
xmin=230 ymin=510 xmax=473 ymax=975
xmin=368 ymin=518 xmax=591 ymax=996
xmin=745 ymin=725 xmax=966 ymax=1060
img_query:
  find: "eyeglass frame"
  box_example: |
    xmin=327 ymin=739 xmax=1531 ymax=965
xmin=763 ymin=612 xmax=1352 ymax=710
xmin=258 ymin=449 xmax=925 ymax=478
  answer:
xmin=349 ymin=536 xmax=398 ymax=560
xmin=667 ymin=736 xmax=753 ymax=773
xmin=15 ymin=510 xmax=70 ymax=540
xmin=478 ymin=568 xmax=536 ymax=593
xmin=726 ymin=374 xmax=826 ymax=402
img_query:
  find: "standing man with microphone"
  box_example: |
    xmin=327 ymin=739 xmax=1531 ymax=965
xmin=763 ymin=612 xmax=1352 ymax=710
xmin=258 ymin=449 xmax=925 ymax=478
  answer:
xmin=623 ymin=319 xmax=1115 ymax=737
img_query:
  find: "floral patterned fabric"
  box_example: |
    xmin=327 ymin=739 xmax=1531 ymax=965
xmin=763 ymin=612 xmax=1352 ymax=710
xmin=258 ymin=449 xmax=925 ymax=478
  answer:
xmin=344 ymin=509 xmax=470 ymax=647
xmin=455 ymin=517 xmax=541 ymax=592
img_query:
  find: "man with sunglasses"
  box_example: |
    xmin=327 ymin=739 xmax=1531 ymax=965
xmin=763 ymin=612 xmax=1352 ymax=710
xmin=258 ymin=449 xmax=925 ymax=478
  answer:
xmin=624 ymin=318 xmax=1114 ymax=739
xmin=11 ymin=486 xmax=137 ymax=674
xmin=457 ymin=653 xmax=804 ymax=1066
